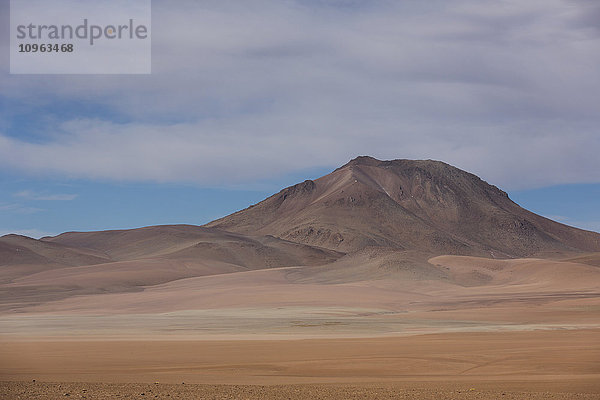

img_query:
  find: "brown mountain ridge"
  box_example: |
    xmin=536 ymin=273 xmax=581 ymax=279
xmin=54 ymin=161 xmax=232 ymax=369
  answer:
xmin=206 ymin=156 xmax=600 ymax=257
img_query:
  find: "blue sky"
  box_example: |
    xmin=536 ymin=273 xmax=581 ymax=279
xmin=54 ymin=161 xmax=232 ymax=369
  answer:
xmin=1 ymin=0 xmax=599 ymax=237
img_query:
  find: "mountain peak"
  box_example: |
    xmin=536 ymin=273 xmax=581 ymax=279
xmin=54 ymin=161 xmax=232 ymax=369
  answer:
xmin=206 ymin=157 xmax=600 ymax=257
xmin=344 ymin=155 xmax=380 ymax=167
xmin=336 ymin=156 xmax=508 ymax=202
xmin=342 ymin=156 xmax=450 ymax=169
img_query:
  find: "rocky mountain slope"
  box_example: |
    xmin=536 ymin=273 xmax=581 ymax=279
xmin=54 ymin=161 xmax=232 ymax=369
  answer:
xmin=206 ymin=156 xmax=600 ymax=257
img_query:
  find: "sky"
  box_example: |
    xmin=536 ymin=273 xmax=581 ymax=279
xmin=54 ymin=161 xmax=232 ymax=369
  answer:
xmin=1 ymin=0 xmax=599 ymax=237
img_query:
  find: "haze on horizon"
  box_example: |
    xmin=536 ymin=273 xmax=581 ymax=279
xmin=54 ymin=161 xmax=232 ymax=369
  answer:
xmin=1 ymin=0 xmax=599 ymax=236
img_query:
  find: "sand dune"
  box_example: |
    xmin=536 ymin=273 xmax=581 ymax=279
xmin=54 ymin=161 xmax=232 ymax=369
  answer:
xmin=430 ymin=255 xmax=600 ymax=289
xmin=2 ymin=255 xmax=598 ymax=341
xmin=563 ymin=252 xmax=600 ymax=267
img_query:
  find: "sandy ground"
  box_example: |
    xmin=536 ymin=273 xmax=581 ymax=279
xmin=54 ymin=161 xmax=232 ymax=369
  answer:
xmin=2 ymin=381 xmax=600 ymax=400
xmin=2 ymin=255 xmax=599 ymax=398
xmin=1 ymin=330 xmax=599 ymax=399
xmin=2 ymin=256 xmax=599 ymax=340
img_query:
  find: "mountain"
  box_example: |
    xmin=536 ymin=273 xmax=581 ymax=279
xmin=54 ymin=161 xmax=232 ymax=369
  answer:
xmin=43 ymin=224 xmax=341 ymax=266
xmin=2 ymin=156 xmax=600 ymax=316
xmin=0 ymin=234 xmax=110 ymax=267
xmin=0 ymin=226 xmax=340 ymax=310
xmin=0 ymin=234 xmax=112 ymax=284
xmin=206 ymin=156 xmax=600 ymax=257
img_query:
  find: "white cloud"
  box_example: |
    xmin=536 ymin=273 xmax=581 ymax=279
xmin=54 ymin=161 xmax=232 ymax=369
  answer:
xmin=0 ymin=203 xmax=44 ymax=214
xmin=14 ymin=190 xmax=78 ymax=201
xmin=1 ymin=0 xmax=599 ymax=189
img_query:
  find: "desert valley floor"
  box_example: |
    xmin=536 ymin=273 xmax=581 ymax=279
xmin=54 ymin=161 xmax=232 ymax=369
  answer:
xmin=1 ymin=253 xmax=600 ymax=399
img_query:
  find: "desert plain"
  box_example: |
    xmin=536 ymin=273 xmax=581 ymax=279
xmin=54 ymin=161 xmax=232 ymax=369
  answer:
xmin=2 ymin=252 xmax=599 ymax=399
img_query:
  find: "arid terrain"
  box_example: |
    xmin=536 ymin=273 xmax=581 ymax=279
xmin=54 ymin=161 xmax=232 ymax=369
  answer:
xmin=1 ymin=157 xmax=599 ymax=399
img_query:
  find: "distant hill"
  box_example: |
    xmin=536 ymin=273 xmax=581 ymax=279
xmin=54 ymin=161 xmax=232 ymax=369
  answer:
xmin=43 ymin=224 xmax=341 ymax=267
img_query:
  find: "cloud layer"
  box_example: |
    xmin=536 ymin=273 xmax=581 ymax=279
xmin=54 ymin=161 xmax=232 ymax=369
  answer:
xmin=14 ymin=190 xmax=77 ymax=201
xmin=1 ymin=0 xmax=599 ymax=189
